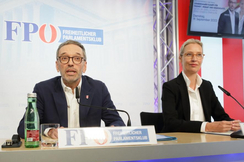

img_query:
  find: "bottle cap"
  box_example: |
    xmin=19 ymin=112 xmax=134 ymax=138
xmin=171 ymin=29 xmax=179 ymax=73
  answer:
xmin=27 ymin=93 xmax=37 ymax=98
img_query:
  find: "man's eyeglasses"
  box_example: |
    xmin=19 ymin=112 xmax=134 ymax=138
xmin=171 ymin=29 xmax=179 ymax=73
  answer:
xmin=182 ymin=53 xmax=205 ymax=59
xmin=58 ymin=56 xmax=84 ymax=64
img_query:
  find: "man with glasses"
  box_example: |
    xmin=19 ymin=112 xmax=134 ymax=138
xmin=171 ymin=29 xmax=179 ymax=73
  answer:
xmin=162 ymin=39 xmax=241 ymax=133
xmin=17 ymin=40 xmax=125 ymax=139
xmin=218 ymin=0 xmax=239 ymax=34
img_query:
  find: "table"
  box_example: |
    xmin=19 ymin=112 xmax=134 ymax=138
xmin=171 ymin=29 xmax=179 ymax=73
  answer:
xmin=1 ymin=133 xmax=244 ymax=162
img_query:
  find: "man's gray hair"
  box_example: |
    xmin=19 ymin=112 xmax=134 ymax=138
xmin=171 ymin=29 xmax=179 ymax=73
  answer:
xmin=56 ymin=40 xmax=87 ymax=61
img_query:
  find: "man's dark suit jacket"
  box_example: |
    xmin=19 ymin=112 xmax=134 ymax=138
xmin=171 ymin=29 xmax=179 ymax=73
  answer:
xmin=218 ymin=9 xmax=239 ymax=34
xmin=17 ymin=75 xmax=125 ymax=138
xmin=162 ymin=73 xmax=232 ymax=133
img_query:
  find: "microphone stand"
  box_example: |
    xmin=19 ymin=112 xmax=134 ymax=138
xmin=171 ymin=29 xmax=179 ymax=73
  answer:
xmin=77 ymin=101 xmax=131 ymax=126
xmin=230 ymin=93 xmax=244 ymax=138
xmin=218 ymin=86 xmax=244 ymax=138
xmin=75 ymin=87 xmax=131 ymax=126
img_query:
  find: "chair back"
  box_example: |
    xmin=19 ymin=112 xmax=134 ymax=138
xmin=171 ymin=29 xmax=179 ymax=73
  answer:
xmin=140 ymin=112 xmax=164 ymax=133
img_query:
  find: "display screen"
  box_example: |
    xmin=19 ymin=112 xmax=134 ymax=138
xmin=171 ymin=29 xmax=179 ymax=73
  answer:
xmin=187 ymin=0 xmax=243 ymax=39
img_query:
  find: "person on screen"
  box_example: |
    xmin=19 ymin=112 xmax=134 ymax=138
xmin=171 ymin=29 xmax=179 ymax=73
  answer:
xmin=162 ymin=38 xmax=241 ymax=133
xmin=218 ymin=0 xmax=239 ymax=34
xmin=17 ymin=40 xmax=125 ymax=139
xmin=238 ymin=0 xmax=244 ymax=34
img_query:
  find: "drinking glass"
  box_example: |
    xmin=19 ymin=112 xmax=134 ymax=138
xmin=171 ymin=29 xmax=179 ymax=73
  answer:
xmin=41 ymin=123 xmax=60 ymax=148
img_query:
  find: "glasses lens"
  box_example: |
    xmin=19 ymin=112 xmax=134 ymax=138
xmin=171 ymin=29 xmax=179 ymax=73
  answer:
xmin=73 ymin=57 xmax=82 ymax=64
xmin=60 ymin=56 xmax=69 ymax=63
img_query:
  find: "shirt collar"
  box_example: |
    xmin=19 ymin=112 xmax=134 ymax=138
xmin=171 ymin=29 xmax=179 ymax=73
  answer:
xmin=228 ymin=9 xmax=235 ymax=15
xmin=61 ymin=77 xmax=82 ymax=92
xmin=182 ymin=71 xmax=202 ymax=88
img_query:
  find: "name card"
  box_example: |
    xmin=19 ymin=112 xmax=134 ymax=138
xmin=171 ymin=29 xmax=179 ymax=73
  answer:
xmin=58 ymin=126 xmax=157 ymax=148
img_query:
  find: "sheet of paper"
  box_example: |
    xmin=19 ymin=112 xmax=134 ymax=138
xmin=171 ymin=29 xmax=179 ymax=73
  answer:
xmin=205 ymin=131 xmax=233 ymax=136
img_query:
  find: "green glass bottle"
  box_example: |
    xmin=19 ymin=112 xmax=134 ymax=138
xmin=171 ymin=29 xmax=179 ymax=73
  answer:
xmin=24 ymin=93 xmax=40 ymax=148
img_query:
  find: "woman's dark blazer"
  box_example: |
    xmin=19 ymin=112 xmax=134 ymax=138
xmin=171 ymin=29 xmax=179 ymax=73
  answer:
xmin=162 ymin=73 xmax=232 ymax=132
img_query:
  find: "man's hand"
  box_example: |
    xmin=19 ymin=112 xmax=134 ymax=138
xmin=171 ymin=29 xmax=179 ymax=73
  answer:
xmin=205 ymin=121 xmax=232 ymax=132
xmin=47 ymin=126 xmax=64 ymax=139
xmin=47 ymin=128 xmax=58 ymax=139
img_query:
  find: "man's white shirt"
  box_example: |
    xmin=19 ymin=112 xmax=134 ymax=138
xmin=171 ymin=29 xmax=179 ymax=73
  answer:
xmin=61 ymin=78 xmax=81 ymax=128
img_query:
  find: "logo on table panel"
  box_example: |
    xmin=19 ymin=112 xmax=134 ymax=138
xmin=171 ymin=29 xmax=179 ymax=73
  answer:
xmin=93 ymin=130 xmax=109 ymax=145
xmin=4 ymin=20 xmax=103 ymax=45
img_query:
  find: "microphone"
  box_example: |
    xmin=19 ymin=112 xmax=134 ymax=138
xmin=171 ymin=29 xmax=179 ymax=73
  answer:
xmin=218 ymin=85 xmax=244 ymax=138
xmin=75 ymin=87 xmax=131 ymax=126
xmin=218 ymin=86 xmax=230 ymax=96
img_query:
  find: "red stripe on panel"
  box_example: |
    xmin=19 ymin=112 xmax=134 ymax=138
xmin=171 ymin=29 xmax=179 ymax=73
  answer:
xmin=222 ymin=38 xmax=244 ymax=121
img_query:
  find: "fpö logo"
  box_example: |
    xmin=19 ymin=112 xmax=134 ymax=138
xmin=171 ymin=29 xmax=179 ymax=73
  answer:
xmin=4 ymin=20 xmax=103 ymax=45
xmin=5 ymin=20 xmax=57 ymax=43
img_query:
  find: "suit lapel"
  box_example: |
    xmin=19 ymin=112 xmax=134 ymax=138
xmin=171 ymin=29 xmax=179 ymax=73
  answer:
xmin=79 ymin=76 xmax=94 ymax=125
xmin=53 ymin=77 xmax=68 ymax=127
xmin=177 ymin=73 xmax=191 ymax=120
xmin=199 ymin=83 xmax=211 ymax=121
xmin=225 ymin=10 xmax=233 ymax=33
xmin=235 ymin=12 xmax=239 ymax=34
